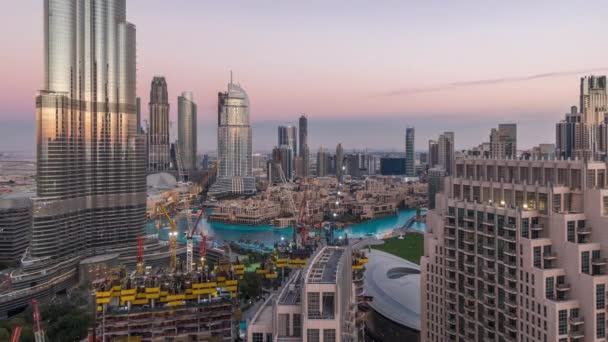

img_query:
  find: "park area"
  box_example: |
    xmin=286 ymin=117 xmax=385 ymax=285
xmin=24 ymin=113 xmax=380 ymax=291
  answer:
xmin=372 ymin=233 xmax=424 ymax=264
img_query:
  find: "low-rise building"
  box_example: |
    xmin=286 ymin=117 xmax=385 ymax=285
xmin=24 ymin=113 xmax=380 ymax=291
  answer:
xmin=248 ymin=245 xmax=358 ymax=342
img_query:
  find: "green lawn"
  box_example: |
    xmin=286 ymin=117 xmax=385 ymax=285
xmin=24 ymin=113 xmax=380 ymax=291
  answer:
xmin=371 ymin=233 xmax=424 ymax=264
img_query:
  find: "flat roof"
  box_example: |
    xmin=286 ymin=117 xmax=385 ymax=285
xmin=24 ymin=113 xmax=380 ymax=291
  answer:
xmin=307 ymin=247 xmax=344 ymax=284
xmin=364 ymin=249 xmax=421 ymax=331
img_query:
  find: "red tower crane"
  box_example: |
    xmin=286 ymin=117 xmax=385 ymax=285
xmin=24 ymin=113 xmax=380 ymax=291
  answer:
xmin=10 ymin=327 xmax=21 ymax=342
xmin=32 ymin=299 xmax=45 ymax=342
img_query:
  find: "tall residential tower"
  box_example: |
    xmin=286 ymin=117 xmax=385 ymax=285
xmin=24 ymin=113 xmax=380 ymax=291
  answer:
xmin=177 ymin=92 xmax=197 ymax=171
xmin=209 ymin=77 xmax=255 ymax=195
xmin=405 ymin=127 xmax=416 ymax=177
xmin=148 ymin=76 xmax=170 ymax=172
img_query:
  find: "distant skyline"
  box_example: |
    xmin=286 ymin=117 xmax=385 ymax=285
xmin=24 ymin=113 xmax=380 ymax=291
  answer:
xmin=2 ymin=1 xmax=608 ymax=152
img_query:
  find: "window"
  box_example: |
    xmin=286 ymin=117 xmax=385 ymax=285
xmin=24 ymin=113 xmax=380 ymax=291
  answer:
xmin=582 ymin=251 xmax=590 ymax=274
xmin=597 ymin=313 xmax=606 ymax=338
xmin=307 ymin=292 xmax=320 ymax=318
xmin=604 ymin=196 xmax=608 ymax=216
xmin=307 ymin=329 xmax=320 ymax=342
xmin=597 ymin=284 xmax=605 ymax=310
xmin=558 ymin=310 xmax=567 ymax=335
xmin=567 ymin=221 xmax=575 ymax=242
xmin=322 ymin=292 xmax=336 ymax=318
xmin=292 ymin=314 xmax=302 ymax=337
xmin=253 ymin=333 xmax=263 ymax=342
xmin=521 ymin=218 xmax=529 ymax=238
xmin=533 ymin=247 xmax=542 ymax=268
xmin=545 ymin=277 xmax=554 ymax=300
xmin=323 ymin=329 xmax=336 ymax=342
xmin=278 ymin=314 xmax=290 ymax=336
xmin=265 ymin=333 xmax=272 ymax=342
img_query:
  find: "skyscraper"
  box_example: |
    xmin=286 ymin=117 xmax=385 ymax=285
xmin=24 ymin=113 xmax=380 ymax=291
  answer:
xmin=336 ymin=143 xmax=344 ymax=180
xmin=405 ymin=127 xmax=415 ymax=177
xmin=278 ymin=125 xmax=297 ymax=157
xmin=428 ymin=140 xmax=439 ymax=168
xmin=422 ymin=157 xmax=608 ymax=342
xmin=556 ymin=106 xmax=584 ymax=160
xmin=298 ymin=114 xmax=309 ymax=177
xmin=580 ymin=75 xmax=608 ymax=125
xmin=278 ymin=125 xmax=297 ymax=179
xmin=437 ymin=132 xmax=455 ymax=175
xmin=316 ymin=147 xmax=330 ymax=177
xmin=490 ymin=123 xmax=517 ymax=159
xmin=30 ymin=0 xmax=145 ymax=272
xmin=209 ymin=77 xmax=255 ymax=195
xmin=177 ymin=92 xmax=197 ymax=171
xmin=148 ymin=76 xmax=170 ymax=172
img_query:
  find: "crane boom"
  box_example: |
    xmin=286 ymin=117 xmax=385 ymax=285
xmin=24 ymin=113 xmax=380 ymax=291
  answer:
xmin=159 ymin=205 xmax=177 ymax=270
xmin=32 ymin=299 xmax=46 ymax=342
xmin=10 ymin=327 xmax=21 ymax=342
xmin=186 ymin=209 xmax=205 ymax=273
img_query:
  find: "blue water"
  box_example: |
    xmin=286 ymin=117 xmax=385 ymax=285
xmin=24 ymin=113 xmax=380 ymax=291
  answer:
xmin=146 ymin=209 xmax=425 ymax=248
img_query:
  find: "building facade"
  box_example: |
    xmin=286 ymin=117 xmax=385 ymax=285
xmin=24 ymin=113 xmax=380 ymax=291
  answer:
xmin=26 ymin=0 xmax=146 ymax=282
xmin=299 ymin=114 xmax=310 ymax=177
xmin=336 ymin=143 xmax=344 ymax=180
xmin=0 ymin=192 xmax=31 ymax=264
xmin=422 ymin=157 xmax=608 ymax=342
xmin=427 ymin=167 xmax=446 ymax=210
xmin=247 ymin=246 xmax=357 ymax=342
xmin=437 ymin=132 xmax=455 ymax=175
xmin=148 ymin=76 xmax=171 ymax=172
xmin=490 ymin=123 xmax=517 ymax=159
xmin=209 ymin=78 xmax=255 ymax=195
xmin=380 ymin=157 xmax=406 ymax=176
xmin=317 ymin=148 xmax=331 ymax=177
xmin=177 ymin=91 xmax=197 ymax=171
xmin=405 ymin=127 xmax=416 ymax=177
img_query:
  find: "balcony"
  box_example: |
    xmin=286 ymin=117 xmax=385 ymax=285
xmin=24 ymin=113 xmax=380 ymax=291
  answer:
xmin=577 ymin=227 xmax=591 ymax=235
xmin=569 ymin=329 xmax=584 ymax=339
xmin=556 ymin=283 xmax=570 ymax=292
xmin=504 ymin=272 xmax=517 ymax=281
xmin=530 ymin=224 xmax=543 ymax=232
xmin=501 ymin=234 xmax=517 ymax=242
xmin=503 ymin=224 xmax=516 ymax=232
xmin=543 ymin=252 xmax=557 ymax=261
xmin=504 ymin=248 xmax=517 ymax=257
xmin=569 ymin=316 xmax=584 ymax=326
xmin=592 ymin=258 xmax=607 ymax=266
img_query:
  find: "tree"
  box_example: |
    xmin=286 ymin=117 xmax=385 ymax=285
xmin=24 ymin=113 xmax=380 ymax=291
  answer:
xmin=0 ymin=328 xmax=9 ymax=341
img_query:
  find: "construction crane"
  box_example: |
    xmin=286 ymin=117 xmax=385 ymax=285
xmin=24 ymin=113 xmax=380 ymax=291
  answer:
xmin=174 ymin=142 xmax=187 ymax=183
xmin=199 ymin=232 xmax=207 ymax=271
xmin=32 ymin=299 xmax=46 ymax=342
xmin=186 ymin=209 xmax=205 ymax=273
xmin=10 ymin=327 xmax=21 ymax=342
xmin=136 ymin=236 xmax=144 ymax=275
xmin=158 ymin=205 xmax=178 ymax=270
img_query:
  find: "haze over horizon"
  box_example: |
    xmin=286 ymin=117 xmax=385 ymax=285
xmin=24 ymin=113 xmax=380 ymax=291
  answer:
xmin=2 ymin=0 xmax=607 ymax=153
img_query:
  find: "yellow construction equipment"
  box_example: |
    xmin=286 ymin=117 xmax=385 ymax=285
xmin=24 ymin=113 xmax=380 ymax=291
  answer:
xmin=159 ymin=204 xmax=178 ymax=270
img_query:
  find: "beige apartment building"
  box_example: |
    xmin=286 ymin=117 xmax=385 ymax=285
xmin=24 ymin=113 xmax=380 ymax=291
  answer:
xmin=248 ymin=246 xmax=357 ymax=342
xmin=422 ymin=157 xmax=608 ymax=342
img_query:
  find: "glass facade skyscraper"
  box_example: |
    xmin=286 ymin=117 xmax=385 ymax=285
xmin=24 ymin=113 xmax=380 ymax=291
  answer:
xmin=148 ymin=76 xmax=171 ymax=172
xmin=209 ymin=79 xmax=255 ymax=195
xmin=178 ymin=92 xmax=197 ymax=171
xmin=31 ymin=0 xmax=145 ymax=268
xmin=405 ymin=126 xmax=415 ymax=177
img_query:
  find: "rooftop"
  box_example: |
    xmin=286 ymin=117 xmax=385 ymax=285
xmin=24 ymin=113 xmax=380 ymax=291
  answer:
xmin=364 ymin=249 xmax=421 ymax=331
xmin=306 ymin=247 xmax=344 ymax=284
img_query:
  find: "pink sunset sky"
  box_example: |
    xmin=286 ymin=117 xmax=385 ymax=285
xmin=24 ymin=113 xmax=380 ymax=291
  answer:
xmin=1 ymin=0 xmax=607 ymax=153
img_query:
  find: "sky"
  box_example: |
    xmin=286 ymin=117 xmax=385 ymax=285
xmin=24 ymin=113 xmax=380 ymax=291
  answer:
xmin=1 ymin=0 xmax=608 ymax=154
